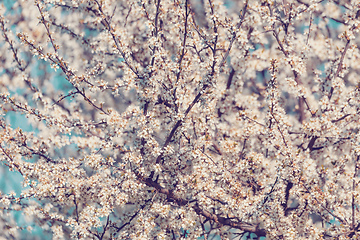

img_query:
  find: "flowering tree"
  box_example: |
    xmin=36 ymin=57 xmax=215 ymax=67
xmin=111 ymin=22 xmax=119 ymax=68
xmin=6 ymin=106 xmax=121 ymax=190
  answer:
xmin=1 ymin=0 xmax=360 ymax=239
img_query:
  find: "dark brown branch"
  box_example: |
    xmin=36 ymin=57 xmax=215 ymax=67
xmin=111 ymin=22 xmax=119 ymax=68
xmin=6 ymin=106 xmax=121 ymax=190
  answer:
xmin=94 ymin=0 xmax=139 ymax=77
xmin=218 ymin=0 xmax=248 ymax=69
xmin=348 ymin=155 xmax=360 ymax=238
xmin=0 ymin=17 xmax=25 ymax=71
xmin=176 ymin=0 xmax=190 ymax=83
xmin=331 ymin=114 xmax=351 ymax=123
xmin=328 ymin=38 xmax=351 ymax=100
xmin=307 ymin=136 xmax=318 ymax=151
xmin=136 ymin=173 xmax=266 ymax=237
xmin=282 ymin=180 xmax=294 ymax=216
xmin=156 ymin=90 xmax=203 ymax=164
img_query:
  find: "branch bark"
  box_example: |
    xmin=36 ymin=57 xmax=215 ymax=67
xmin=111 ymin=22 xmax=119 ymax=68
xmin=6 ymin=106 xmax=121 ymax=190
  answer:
xmin=136 ymin=173 xmax=267 ymax=237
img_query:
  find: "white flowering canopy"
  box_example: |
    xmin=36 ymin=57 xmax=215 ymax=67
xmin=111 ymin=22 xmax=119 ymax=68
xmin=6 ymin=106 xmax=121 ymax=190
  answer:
xmin=1 ymin=0 xmax=360 ymax=239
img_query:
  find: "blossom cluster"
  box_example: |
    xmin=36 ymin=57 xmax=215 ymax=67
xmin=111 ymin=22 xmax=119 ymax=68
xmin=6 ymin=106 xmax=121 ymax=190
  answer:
xmin=1 ymin=0 xmax=360 ymax=239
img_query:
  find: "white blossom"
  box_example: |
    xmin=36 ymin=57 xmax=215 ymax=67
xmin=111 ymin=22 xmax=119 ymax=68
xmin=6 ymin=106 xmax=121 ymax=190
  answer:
xmin=0 ymin=0 xmax=359 ymax=239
